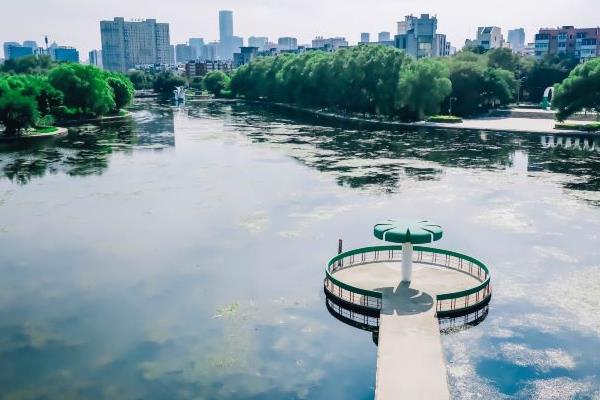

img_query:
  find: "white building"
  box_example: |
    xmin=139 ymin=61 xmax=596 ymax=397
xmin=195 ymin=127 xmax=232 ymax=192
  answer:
xmin=378 ymin=32 xmax=391 ymax=42
xmin=248 ymin=36 xmax=269 ymax=51
xmin=395 ymin=14 xmax=447 ymax=58
xmin=467 ymin=26 xmax=505 ymax=50
xmin=189 ymin=38 xmax=205 ymax=60
xmin=278 ymin=37 xmax=298 ymax=51
xmin=100 ymin=17 xmax=171 ymax=72
xmin=507 ymin=28 xmax=526 ymax=53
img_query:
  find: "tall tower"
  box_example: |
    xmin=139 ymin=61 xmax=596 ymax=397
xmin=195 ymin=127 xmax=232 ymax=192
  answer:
xmin=219 ymin=10 xmax=233 ymax=43
xmin=219 ymin=10 xmax=234 ymax=59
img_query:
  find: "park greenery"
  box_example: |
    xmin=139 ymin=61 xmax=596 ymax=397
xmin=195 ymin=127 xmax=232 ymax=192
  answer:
xmin=230 ymin=46 xmax=440 ymax=120
xmin=230 ymin=45 xmax=594 ymax=121
xmin=552 ymin=58 xmax=600 ymax=121
xmin=128 ymin=70 xmax=231 ymax=98
xmin=0 ymin=57 xmax=133 ymax=136
xmin=202 ymin=71 xmax=231 ymax=97
xmin=1 ymin=46 xmax=598 ymax=135
xmin=151 ymin=71 xmax=186 ymax=99
xmin=123 ymin=46 xmax=594 ymax=121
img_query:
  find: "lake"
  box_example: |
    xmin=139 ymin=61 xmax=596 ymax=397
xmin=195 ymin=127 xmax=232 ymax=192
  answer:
xmin=0 ymin=100 xmax=599 ymax=399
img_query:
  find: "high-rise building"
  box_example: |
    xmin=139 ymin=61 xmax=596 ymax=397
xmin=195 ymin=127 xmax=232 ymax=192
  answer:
xmin=435 ymin=34 xmax=447 ymax=56
xmin=265 ymin=42 xmax=278 ymax=51
xmin=378 ymin=32 xmax=391 ymax=42
xmin=3 ymin=42 xmax=19 ymax=59
xmin=248 ymin=36 xmax=268 ymax=51
xmin=360 ymin=33 xmax=370 ymax=44
xmin=176 ymin=44 xmax=193 ymax=64
xmin=189 ymin=38 xmax=205 ymax=60
xmin=467 ymin=27 xmax=505 ymax=51
xmin=219 ymin=11 xmax=233 ymax=43
xmin=205 ymin=42 xmax=220 ymax=61
xmin=508 ymin=28 xmax=526 ymax=53
xmin=23 ymin=41 xmax=38 ymax=51
xmin=312 ymin=36 xmax=348 ymax=50
xmin=168 ymin=45 xmax=175 ymax=65
xmin=89 ymin=50 xmax=102 ymax=67
xmin=100 ymin=17 xmax=171 ymax=72
xmin=278 ymin=37 xmax=298 ymax=51
xmin=395 ymin=14 xmax=444 ymax=58
xmin=231 ymin=36 xmax=244 ymax=55
xmin=53 ymin=46 xmax=79 ymax=63
xmin=4 ymin=43 xmax=34 ymax=60
xmin=219 ymin=10 xmax=235 ymax=59
xmin=233 ymin=46 xmax=258 ymax=68
xmin=535 ymin=26 xmax=600 ymax=62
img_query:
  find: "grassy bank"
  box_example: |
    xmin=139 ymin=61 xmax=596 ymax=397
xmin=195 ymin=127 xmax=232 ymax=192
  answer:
xmin=555 ymin=122 xmax=600 ymax=132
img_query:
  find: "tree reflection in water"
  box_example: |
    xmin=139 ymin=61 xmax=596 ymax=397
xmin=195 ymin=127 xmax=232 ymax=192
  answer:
xmin=0 ymin=101 xmax=175 ymax=185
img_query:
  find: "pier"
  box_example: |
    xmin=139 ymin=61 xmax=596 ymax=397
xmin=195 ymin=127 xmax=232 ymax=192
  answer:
xmin=324 ymin=220 xmax=492 ymax=399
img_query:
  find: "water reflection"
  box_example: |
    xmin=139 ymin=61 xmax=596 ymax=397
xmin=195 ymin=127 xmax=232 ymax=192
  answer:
xmin=0 ymin=101 xmax=174 ymax=185
xmin=1 ymin=100 xmax=599 ymax=399
xmin=229 ymin=103 xmax=600 ymax=195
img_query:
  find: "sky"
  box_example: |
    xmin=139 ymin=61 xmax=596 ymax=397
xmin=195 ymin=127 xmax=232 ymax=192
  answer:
xmin=1 ymin=0 xmax=600 ymax=59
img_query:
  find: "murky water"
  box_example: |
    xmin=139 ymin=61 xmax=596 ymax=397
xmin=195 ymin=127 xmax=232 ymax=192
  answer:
xmin=0 ymin=100 xmax=599 ymax=399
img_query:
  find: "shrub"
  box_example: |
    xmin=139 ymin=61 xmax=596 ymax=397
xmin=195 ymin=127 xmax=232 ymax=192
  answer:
xmin=426 ymin=115 xmax=463 ymax=123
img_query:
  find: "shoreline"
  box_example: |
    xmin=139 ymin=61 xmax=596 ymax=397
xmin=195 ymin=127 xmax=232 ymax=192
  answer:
xmin=56 ymin=110 xmax=133 ymax=126
xmin=0 ymin=126 xmax=68 ymax=142
xmin=248 ymin=100 xmax=599 ymax=136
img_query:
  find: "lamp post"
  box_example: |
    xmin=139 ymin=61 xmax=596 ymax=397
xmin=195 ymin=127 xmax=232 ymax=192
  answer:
xmin=448 ymin=97 xmax=457 ymax=115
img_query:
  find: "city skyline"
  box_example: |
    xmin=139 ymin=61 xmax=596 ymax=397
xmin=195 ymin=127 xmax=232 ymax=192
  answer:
xmin=1 ymin=0 xmax=600 ymax=59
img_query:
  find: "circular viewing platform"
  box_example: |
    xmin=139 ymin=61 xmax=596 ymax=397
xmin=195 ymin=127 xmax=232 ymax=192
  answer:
xmin=324 ymin=245 xmax=492 ymax=329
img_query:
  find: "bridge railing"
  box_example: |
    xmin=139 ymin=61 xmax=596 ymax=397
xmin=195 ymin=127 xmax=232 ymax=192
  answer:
xmin=324 ymin=245 xmax=491 ymax=317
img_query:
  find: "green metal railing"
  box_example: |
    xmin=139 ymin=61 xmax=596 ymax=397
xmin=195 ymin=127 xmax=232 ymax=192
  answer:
xmin=324 ymin=245 xmax=491 ymax=317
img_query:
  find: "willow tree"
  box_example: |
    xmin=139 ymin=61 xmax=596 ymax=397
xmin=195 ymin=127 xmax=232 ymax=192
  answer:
xmin=553 ymin=58 xmax=600 ymax=121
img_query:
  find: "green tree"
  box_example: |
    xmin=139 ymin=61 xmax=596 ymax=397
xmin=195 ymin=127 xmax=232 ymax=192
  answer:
xmin=127 ymin=70 xmax=155 ymax=90
xmin=553 ymin=58 xmax=600 ymax=121
xmin=0 ymin=55 xmax=55 ymax=74
xmin=230 ymin=45 xmax=447 ymax=120
xmin=397 ymin=59 xmax=452 ymax=120
xmin=445 ymin=62 xmax=486 ymax=116
xmin=189 ymin=76 xmax=204 ymax=90
xmin=0 ymin=75 xmax=63 ymax=117
xmin=487 ymin=48 xmax=520 ymax=72
xmin=153 ymin=71 xmax=186 ymax=98
xmin=105 ymin=73 xmax=134 ymax=111
xmin=0 ymin=90 xmax=39 ymax=135
xmin=444 ymin=54 xmax=516 ymax=116
xmin=203 ymin=71 xmax=231 ymax=97
xmin=48 ymin=63 xmax=115 ymax=117
xmin=482 ymin=68 xmax=517 ymax=108
xmin=522 ymin=53 xmax=578 ymax=102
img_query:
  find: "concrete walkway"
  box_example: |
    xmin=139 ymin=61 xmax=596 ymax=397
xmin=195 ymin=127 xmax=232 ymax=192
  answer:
xmin=263 ymin=101 xmax=598 ymax=136
xmin=334 ymin=263 xmax=480 ymax=400
xmin=421 ymin=116 xmax=594 ymax=135
xmin=377 ymin=287 xmax=448 ymax=400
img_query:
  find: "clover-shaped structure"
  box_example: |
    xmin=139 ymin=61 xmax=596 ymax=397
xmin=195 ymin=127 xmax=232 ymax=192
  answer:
xmin=374 ymin=219 xmax=443 ymax=282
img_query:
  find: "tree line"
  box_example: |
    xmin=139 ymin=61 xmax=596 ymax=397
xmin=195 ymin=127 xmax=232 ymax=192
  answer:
xmin=228 ymin=45 xmax=596 ymax=121
xmin=1 ymin=47 xmax=597 ymax=135
xmin=120 ymin=45 xmax=600 ymax=122
xmin=0 ymin=55 xmax=134 ymax=136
